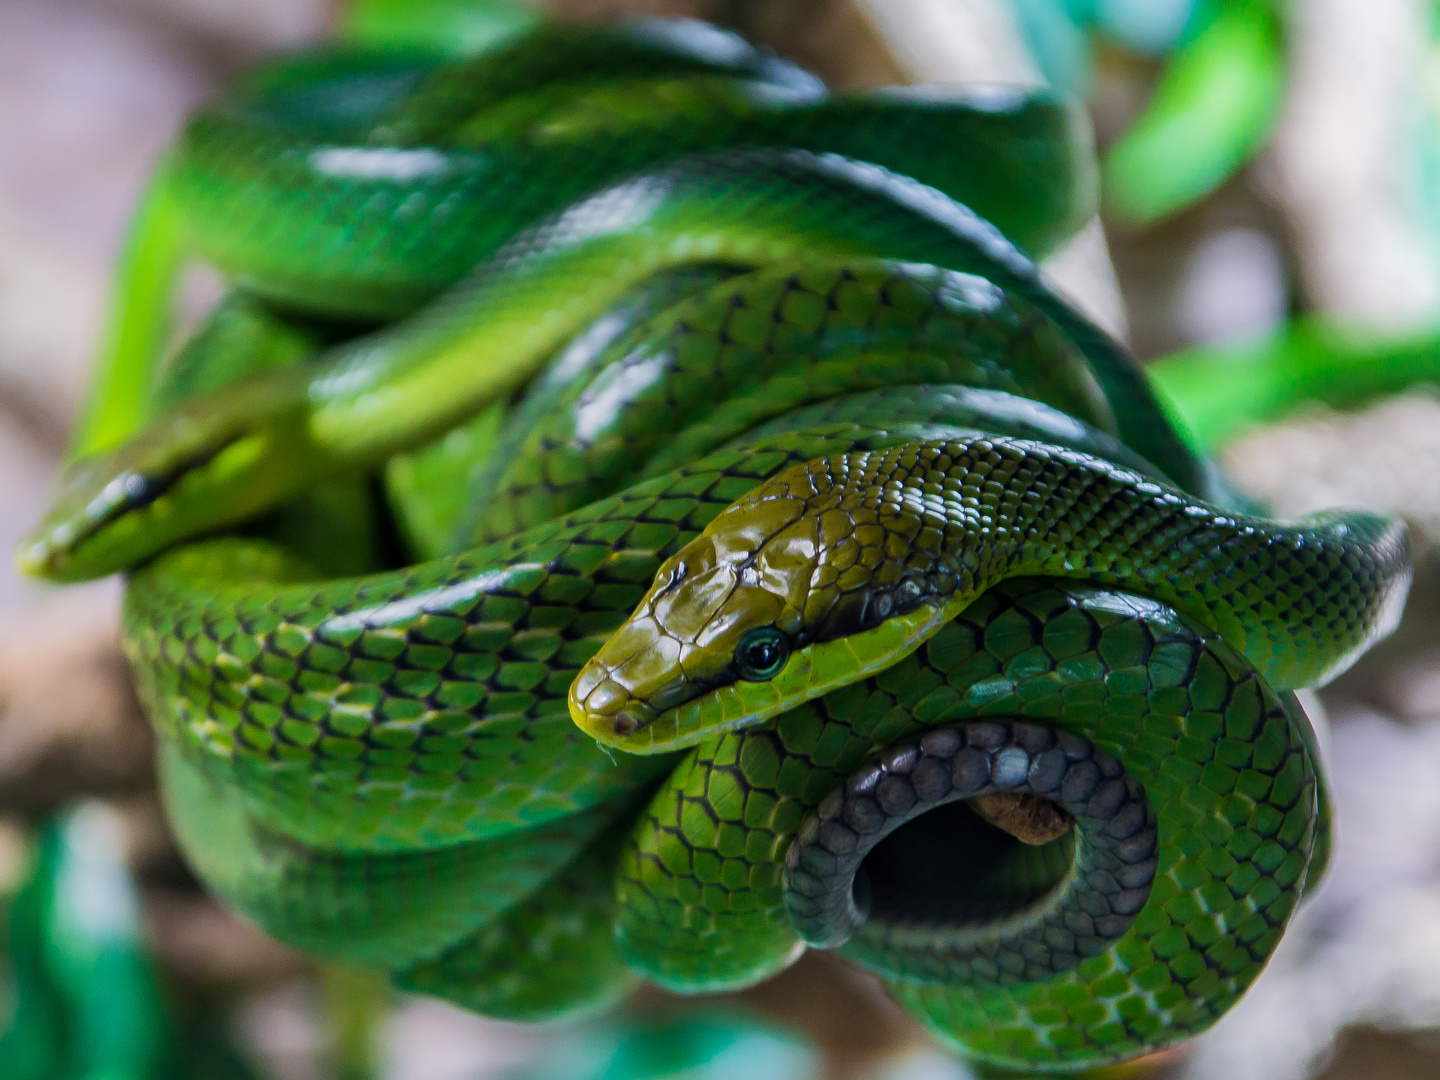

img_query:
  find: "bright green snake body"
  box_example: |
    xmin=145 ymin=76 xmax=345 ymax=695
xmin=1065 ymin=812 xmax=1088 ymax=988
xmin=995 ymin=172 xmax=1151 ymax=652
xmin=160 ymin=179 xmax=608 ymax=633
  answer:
xmin=18 ymin=15 xmax=1414 ymax=1072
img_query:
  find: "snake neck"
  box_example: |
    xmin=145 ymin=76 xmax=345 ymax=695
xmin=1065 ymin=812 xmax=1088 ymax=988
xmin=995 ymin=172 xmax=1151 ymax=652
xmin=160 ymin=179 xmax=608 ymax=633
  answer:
xmin=570 ymin=433 xmax=1410 ymax=752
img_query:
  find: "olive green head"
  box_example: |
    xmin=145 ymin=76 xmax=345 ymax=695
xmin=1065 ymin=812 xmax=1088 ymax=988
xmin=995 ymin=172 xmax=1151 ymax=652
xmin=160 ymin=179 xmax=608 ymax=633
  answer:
xmin=569 ymin=456 xmax=958 ymax=753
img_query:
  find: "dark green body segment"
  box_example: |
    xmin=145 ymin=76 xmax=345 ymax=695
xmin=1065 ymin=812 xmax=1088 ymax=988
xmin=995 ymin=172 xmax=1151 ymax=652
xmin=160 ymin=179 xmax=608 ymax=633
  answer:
xmin=609 ymin=578 xmax=1325 ymax=1065
xmin=463 ymin=259 xmax=1118 ymax=545
xmin=25 ymin=16 xmax=1404 ymax=1074
xmin=158 ymin=741 xmax=618 ymax=967
xmin=395 ymin=820 xmax=635 ymax=1021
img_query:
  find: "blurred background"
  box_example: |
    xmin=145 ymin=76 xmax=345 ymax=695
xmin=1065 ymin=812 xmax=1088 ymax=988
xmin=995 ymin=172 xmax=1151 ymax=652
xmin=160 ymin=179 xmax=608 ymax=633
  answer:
xmin=3 ymin=1 xmax=1440 ymax=1078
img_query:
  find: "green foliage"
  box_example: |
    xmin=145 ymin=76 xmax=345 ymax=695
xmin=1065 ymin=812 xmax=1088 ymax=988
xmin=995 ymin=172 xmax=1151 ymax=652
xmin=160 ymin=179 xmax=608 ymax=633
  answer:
xmin=1150 ymin=320 xmax=1440 ymax=451
xmin=1103 ymin=0 xmax=1283 ymax=225
xmin=340 ymin=0 xmax=542 ymax=57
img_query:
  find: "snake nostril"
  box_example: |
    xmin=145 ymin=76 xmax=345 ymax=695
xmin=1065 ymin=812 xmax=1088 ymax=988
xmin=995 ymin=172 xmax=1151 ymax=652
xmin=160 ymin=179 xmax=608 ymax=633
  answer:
xmin=613 ymin=712 xmax=638 ymax=736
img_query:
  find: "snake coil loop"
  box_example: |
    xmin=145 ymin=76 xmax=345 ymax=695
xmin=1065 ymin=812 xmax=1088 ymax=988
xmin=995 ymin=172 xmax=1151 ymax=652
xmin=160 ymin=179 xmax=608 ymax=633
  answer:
xmin=785 ymin=720 xmax=1157 ymax=979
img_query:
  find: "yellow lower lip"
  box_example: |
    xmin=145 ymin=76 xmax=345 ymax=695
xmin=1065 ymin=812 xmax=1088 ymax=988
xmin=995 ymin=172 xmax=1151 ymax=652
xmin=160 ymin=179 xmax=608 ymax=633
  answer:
xmin=572 ymin=599 xmax=964 ymax=754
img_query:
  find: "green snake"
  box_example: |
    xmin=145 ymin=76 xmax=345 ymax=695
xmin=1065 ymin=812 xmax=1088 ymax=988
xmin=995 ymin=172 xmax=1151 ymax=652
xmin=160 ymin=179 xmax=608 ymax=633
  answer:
xmin=17 ymin=13 xmax=1413 ymax=1073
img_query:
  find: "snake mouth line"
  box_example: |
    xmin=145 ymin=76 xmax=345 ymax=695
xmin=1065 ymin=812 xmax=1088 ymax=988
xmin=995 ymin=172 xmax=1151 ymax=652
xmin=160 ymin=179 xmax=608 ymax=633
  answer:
xmin=18 ymin=440 xmax=234 ymax=577
xmin=784 ymin=720 xmax=1157 ymax=986
xmin=571 ymin=599 xmax=961 ymax=753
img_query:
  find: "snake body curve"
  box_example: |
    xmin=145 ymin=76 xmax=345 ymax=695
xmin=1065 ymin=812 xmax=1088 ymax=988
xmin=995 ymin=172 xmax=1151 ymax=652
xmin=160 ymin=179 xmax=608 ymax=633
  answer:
xmin=18 ymin=15 xmax=1412 ymax=1072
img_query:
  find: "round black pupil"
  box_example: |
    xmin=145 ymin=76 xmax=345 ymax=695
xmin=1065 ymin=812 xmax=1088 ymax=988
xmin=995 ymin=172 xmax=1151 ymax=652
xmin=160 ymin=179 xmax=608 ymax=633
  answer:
xmin=748 ymin=641 xmax=778 ymax=670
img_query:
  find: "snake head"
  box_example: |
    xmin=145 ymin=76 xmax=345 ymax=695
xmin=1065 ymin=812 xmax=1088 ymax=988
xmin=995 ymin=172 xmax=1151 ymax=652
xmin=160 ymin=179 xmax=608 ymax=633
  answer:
xmin=569 ymin=455 xmax=958 ymax=753
xmin=16 ymin=371 xmax=316 ymax=582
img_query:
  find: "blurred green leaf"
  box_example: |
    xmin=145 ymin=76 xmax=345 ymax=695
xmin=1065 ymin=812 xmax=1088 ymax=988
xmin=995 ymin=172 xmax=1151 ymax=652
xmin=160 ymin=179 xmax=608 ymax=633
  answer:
xmin=0 ymin=808 xmax=260 ymax=1080
xmin=1103 ymin=0 xmax=1282 ymax=225
xmin=1149 ymin=318 xmax=1440 ymax=450
xmin=341 ymin=0 xmax=542 ymax=57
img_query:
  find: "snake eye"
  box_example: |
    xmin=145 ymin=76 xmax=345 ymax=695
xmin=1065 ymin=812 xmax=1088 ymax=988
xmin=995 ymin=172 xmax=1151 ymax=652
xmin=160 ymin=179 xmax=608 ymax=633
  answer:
xmin=735 ymin=627 xmax=790 ymax=681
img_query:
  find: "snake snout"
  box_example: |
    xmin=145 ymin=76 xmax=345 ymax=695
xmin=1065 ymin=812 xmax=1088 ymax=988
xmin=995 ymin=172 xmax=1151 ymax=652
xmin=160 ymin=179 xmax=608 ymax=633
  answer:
xmin=568 ymin=663 xmax=660 ymax=744
xmin=568 ymin=616 xmax=699 ymax=750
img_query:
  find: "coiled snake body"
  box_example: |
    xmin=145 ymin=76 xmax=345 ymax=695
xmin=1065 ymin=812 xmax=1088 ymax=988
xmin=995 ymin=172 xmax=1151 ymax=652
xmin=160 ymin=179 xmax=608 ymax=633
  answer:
xmin=19 ymin=16 xmax=1412 ymax=1072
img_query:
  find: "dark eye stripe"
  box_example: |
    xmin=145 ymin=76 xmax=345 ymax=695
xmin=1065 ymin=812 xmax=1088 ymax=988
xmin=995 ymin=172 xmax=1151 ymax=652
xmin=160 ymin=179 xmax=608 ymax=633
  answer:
xmin=69 ymin=440 xmax=235 ymax=555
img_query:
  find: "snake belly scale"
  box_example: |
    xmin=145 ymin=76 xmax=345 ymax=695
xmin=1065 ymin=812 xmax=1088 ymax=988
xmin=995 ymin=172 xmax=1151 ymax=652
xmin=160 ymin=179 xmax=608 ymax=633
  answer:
xmin=18 ymin=14 xmax=1410 ymax=1072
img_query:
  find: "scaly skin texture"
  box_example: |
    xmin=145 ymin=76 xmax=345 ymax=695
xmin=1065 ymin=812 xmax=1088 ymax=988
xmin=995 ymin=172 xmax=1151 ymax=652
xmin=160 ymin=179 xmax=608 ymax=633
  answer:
xmin=607 ymin=579 xmax=1325 ymax=1069
xmin=17 ymin=14 xmax=1407 ymax=1072
xmin=21 ymin=152 xmax=1199 ymax=583
xmin=568 ymin=437 xmax=1406 ymax=752
xmin=461 ymin=260 xmax=1120 ymax=545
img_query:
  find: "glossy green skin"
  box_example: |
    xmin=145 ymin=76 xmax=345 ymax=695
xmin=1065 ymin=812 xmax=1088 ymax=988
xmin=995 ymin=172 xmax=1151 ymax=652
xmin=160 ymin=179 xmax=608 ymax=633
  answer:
xmin=18 ymin=18 xmax=1408 ymax=1072
xmin=611 ymin=578 xmax=1328 ymax=1064
xmin=169 ymin=26 xmax=1091 ymax=321
xmin=568 ymin=435 xmax=1404 ymax=753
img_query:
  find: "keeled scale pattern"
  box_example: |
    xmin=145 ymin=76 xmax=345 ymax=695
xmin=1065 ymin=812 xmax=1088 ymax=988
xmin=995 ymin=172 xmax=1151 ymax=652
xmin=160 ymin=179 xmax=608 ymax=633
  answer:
xmin=612 ymin=578 xmax=1326 ymax=1068
xmin=468 ymin=260 xmax=1113 ymax=543
xmin=733 ymin=435 xmax=1409 ymax=690
xmin=124 ymin=427 xmax=931 ymax=852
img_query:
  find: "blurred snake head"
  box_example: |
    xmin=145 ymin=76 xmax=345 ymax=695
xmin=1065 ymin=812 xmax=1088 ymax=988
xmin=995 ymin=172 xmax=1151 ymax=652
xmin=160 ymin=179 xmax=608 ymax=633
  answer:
xmin=15 ymin=372 xmax=315 ymax=582
xmin=569 ymin=455 xmax=959 ymax=753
